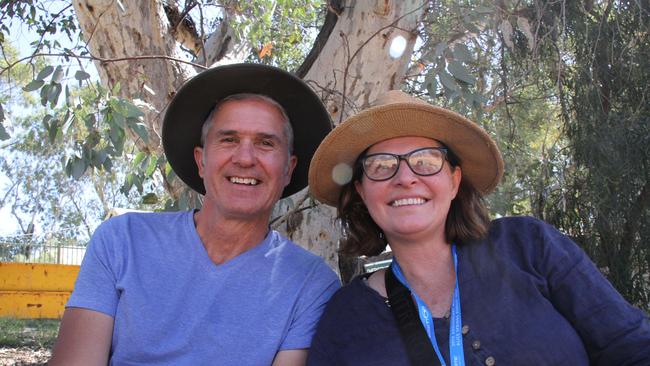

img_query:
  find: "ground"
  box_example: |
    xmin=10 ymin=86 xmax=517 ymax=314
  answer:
xmin=0 ymin=318 xmax=58 ymax=366
xmin=0 ymin=348 xmax=50 ymax=366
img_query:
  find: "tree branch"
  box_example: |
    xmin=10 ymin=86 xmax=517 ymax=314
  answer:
xmin=295 ymin=0 xmax=344 ymax=78
xmin=0 ymin=52 xmax=207 ymax=78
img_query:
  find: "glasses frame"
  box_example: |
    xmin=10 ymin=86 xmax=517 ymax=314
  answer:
xmin=360 ymin=147 xmax=448 ymax=182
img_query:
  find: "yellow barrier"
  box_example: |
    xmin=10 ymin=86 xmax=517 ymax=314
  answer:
xmin=0 ymin=262 xmax=79 ymax=319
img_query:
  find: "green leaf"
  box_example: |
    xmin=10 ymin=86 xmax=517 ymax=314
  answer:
xmin=452 ymin=44 xmax=471 ymax=63
xmin=23 ymin=79 xmax=44 ymax=92
xmin=434 ymin=42 xmax=447 ymax=59
xmin=145 ymin=156 xmax=158 ymax=177
xmin=103 ymin=157 xmax=113 ymax=172
xmin=62 ymin=113 xmax=75 ymax=135
xmin=0 ymin=102 xmax=4 ymax=123
xmin=42 ymin=114 xmax=53 ymax=128
xmin=37 ymin=66 xmax=54 ymax=81
xmin=165 ymin=162 xmax=176 ymax=180
xmin=0 ymin=123 xmax=9 ymax=140
xmin=84 ymin=114 xmax=96 ymax=129
xmin=48 ymin=83 xmax=62 ymax=107
xmin=121 ymin=173 xmax=134 ymax=195
xmin=109 ymin=124 xmax=125 ymax=154
xmin=71 ymin=157 xmax=87 ymax=179
xmin=112 ymin=111 xmax=126 ymax=128
xmin=134 ymin=175 xmax=143 ymax=194
xmin=133 ymin=152 xmax=146 ymax=167
xmin=52 ymin=66 xmax=64 ymax=83
xmin=124 ymin=101 xmax=144 ymax=118
xmin=127 ymin=119 xmax=149 ymax=143
xmin=48 ymin=119 xmax=60 ymax=143
xmin=74 ymin=70 xmax=91 ymax=81
xmin=112 ymin=82 xmax=121 ymax=94
xmin=40 ymin=84 xmax=50 ymax=106
xmin=448 ymin=60 xmax=476 ymax=85
xmin=438 ymin=70 xmax=459 ymax=92
xmin=91 ymin=149 xmax=108 ymax=167
xmin=424 ymin=73 xmax=437 ymax=97
xmin=142 ymin=193 xmax=159 ymax=204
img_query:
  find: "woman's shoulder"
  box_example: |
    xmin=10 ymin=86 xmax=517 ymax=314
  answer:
xmin=320 ymin=272 xmax=390 ymax=321
xmin=485 ymin=216 xmax=565 ymax=247
xmin=325 ymin=274 xmax=377 ymax=306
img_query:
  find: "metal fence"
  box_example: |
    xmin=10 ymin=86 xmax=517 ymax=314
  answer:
xmin=0 ymin=240 xmax=86 ymax=265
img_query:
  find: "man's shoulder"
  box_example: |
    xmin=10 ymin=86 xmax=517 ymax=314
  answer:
xmin=268 ymin=231 xmax=321 ymax=260
xmin=93 ymin=210 xmax=192 ymax=243
xmin=265 ymin=231 xmax=338 ymax=278
xmin=100 ymin=210 xmax=190 ymax=229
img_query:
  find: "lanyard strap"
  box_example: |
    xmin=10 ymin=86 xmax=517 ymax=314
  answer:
xmin=390 ymin=245 xmax=465 ymax=366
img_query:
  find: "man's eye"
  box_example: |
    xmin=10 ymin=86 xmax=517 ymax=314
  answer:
xmin=220 ymin=137 xmax=236 ymax=143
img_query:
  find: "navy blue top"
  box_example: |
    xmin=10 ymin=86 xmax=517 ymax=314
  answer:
xmin=307 ymin=217 xmax=650 ymax=365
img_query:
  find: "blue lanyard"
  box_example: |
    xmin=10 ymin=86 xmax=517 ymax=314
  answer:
xmin=390 ymin=245 xmax=465 ymax=366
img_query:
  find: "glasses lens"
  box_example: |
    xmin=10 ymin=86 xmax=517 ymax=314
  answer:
xmin=363 ymin=154 xmax=399 ymax=180
xmin=407 ymin=148 xmax=444 ymax=175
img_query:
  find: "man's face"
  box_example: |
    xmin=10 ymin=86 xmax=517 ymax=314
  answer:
xmin=194 ymin=98 xmax=297 ymax=222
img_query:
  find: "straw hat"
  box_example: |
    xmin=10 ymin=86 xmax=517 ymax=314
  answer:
xmin=308 ymin=90 xmax=503 ymax=206
xmin=163 ymin=63 xmax=332 ymax=197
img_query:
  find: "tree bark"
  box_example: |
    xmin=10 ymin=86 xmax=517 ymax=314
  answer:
xmin=275 ymin=0 xmax=426 ymax=277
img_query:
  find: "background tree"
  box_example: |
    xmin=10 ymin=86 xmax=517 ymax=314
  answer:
xmin=1 ymin=0 xmax=648 ymax=310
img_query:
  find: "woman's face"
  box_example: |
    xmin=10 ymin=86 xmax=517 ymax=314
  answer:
xmin=354 ymin=136 xmax=461 ymax=244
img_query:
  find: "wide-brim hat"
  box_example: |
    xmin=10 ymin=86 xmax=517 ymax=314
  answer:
xmin=308 ymin=90 xmax=504 ymax=206
xmin=163 ymin=63 xmax=332 ymax=197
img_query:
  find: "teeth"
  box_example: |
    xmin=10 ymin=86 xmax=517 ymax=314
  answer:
xmin=391 ymin=198 xmax=426 ymax=207
xmin=229 ymin=177 xmax=258 ymax=185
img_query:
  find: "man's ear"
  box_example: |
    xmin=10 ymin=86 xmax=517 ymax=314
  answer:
xmin=284 ymin=155 xmax=298 ymax=187
xmin=194 ymin=147 xmax=205 ymax=178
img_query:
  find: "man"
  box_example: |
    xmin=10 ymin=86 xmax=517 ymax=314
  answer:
xmin=50 ymin=64 xmax=340 ymax=366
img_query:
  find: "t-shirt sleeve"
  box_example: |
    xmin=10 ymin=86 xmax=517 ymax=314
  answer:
xmin=280 ymin=261 xmax=341 ymax=351
xmin=66 ymin=219 xmax=121 ymax=318
xmin=531 ymin=219 xmax=650 ymax=365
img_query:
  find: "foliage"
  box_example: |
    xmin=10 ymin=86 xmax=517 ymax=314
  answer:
xmin=226 ymin=0 xmax=327 ymax=69
xmin=405 ymin=0 xmax=649 ymax=309
xmin=554 ymin=0 xmax=650 ymax=307
xmin=0 ymin=42 xmax=164 ymax=255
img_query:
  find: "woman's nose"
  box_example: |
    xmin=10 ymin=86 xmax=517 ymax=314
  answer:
xmin=392 ymin=159 xmax=417 ymax=185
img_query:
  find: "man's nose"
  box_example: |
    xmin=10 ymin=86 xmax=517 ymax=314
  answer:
xmin=232 ymin=141 xmax=255 ymax=166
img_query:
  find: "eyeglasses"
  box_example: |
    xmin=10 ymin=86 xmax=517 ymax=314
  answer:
xmin=360 ymin=147 xmax=448 ymax=181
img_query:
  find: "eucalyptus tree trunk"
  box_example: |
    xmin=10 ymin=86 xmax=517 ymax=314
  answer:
xmin=72 ymin=0 xmax=426 ymax=277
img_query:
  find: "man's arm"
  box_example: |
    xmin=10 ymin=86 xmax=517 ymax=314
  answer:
xmin=272 ymin=349 xmax=308 ymax=366
xmin=49 ymin=308 xmax=114 ymax=366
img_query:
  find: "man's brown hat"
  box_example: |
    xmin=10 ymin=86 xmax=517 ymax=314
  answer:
xmin=163 ymin=63 xmax=332 ymax=197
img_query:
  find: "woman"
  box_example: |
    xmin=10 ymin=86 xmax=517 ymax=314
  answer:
xmin=306 ymin=90 xmax=650 ymax=365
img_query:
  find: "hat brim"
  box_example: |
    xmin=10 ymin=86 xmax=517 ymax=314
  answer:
xmin=163 ymin=63 xmax=332 ymax=197
xmin=308 ymin=103 xmax=504 ymax=206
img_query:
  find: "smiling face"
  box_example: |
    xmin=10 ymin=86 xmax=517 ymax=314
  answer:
xmin=354 ymin=136 xmax=461 ymax=244
xmin=194 ymin=98 xmax=297 ymax=223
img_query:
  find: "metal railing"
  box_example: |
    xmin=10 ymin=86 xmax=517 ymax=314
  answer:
xmin=0 ymin=241 xmax=86 ymax=265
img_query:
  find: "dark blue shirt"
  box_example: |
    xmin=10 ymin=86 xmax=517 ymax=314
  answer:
xmin=307 ymin=217 xmax=650 ymax=365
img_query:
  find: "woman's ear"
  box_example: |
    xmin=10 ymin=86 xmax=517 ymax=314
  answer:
xmin=451 ymin=166 xmax=462 ymax=199
xmin=354 ymin=180 xmax=366 ymax=202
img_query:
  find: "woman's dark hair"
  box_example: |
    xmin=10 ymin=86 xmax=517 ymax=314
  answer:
xmin=337 ymin=144 xmax=491 ymax=257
